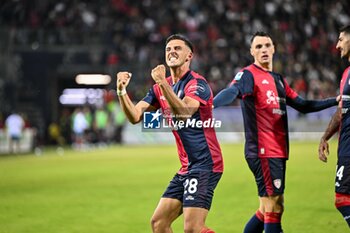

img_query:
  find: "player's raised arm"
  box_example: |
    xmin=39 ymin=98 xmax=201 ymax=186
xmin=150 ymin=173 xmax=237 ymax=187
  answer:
xmin=287 ymin=95 xmax=338 ymax=113
xmin=283 ymin=77 xmax=338 ymax=113
xmin=151 ymin=64 xmax=200 ymax=120
xmin=213 ymin=85 xmax=239 ymax=108
xmin=116 ymin=71 xmax=155 ymax=124
xmin=318 ymin=107 xmax=342 ymax=162
xmin=213 ymin=70 xmax=254 ymax=108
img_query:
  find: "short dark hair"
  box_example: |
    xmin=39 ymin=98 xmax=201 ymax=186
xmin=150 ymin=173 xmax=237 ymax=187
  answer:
xmin=340 ymin=25 xmax=350 ymax=35
xmin=250 ymin=31 xmax=273 ymax=44
xmin=166 ymin=34 xmax=194 ymax=52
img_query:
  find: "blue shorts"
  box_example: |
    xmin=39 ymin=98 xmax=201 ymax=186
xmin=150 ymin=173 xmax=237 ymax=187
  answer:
xmin=162 ymin=171 xmax=222 ymax=210
xmin=335 ymin=157 xmax=350 ymax=194
xmin=246 ymin=158 xmax=286 ymax=197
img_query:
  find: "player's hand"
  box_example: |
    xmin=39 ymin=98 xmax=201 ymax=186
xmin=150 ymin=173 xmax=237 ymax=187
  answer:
xmin=318 ymin=137 xmax=329 ymax=163
xmin=151 ymin=65 xmax=166 ymax=85
xmin=336 ymin=95 xmax=342 ymax=102
xmin=116 ymin=72 xmax=132 ymax=91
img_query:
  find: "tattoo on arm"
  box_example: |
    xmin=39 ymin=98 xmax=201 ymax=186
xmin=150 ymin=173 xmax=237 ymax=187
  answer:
xmin=322 ymin=107 xmax=341 ymax=141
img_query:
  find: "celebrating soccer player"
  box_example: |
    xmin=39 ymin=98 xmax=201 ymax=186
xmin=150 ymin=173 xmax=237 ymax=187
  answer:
xmin=213 ymin=31 xmax=338 ymax=233
xmin=116 ymin=34 xmax=223 ymax=233
xmin=319 ymin=25 xmax=350 ymax=228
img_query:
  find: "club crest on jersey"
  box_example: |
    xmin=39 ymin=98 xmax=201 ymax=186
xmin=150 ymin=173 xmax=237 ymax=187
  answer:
xmin=273 ymin=179 xmax=282 ymax=189
xmin=234 ymin=72 xmax=243 ymax=81
xmin=266 ymin=90 xmax=277 ymax=104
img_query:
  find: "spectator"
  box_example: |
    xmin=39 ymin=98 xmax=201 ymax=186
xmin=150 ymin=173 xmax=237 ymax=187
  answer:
xmin=0 ymin=113 xmax=4 ymax=129
xmin=72 ymin=108 xmax=88 ymax=150
xmin=107 ymin=99 xmax=126 ymax=144
xmin=1 ymin=0 xmax=348 ymax=101
xmin=5 ymin=112 xmax=25 ymax=154
xmin=59 ymin=108 xmax=72 ymax=145
xmin=93 ymin=105 xmax=109 ymax=145
xmin=48 ymin=121 xmax=65 ymax=146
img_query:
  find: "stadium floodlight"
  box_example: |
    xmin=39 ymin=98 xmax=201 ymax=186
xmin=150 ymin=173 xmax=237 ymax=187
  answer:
xmin=75 ymin=74 xmax=111 ymax=85
xmin=59 ymin=88 xmax=104 ymax=105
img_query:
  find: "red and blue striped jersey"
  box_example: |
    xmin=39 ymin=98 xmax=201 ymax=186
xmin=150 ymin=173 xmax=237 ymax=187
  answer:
xmin=339 ymin=66 xmax=350 ymax=158
xmin=231 ymin=64 xmax=298 ymax=159
xmin=142 ymin=70 xmax=223 ymax=174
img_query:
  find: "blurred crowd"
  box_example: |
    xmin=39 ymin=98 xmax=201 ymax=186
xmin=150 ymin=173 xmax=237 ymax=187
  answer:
xmin=1 ymin=0 xmax=350 ymax=149
xmin=1 ymin=0 xmax=349 ymax=99
xmin=0 ymin=95 xmax=126 ymax=152
xmin=50 ymin=96 xmax=127 ymax=149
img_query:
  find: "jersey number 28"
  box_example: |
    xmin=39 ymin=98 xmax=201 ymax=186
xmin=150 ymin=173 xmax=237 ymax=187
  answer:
xmin=184 ymin=178 xmax=198 ymax=194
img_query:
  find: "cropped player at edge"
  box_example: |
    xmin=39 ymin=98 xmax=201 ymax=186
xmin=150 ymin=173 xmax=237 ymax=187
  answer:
xmin=319 ymin=25 xmax=350 ymax=228
xmin=213 ymin=31 xmax=338 ymax=233
xmin=116 ymin=34 xmax=223 ymax=233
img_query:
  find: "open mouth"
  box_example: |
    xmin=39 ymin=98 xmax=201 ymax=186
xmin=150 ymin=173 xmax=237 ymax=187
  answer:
xmin=262 ymin=55 xmax=269 ymax=59
xmin=169 ymin=56 xmax=178 ymax=61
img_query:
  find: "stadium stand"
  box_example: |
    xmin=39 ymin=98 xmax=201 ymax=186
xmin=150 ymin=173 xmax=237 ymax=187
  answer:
xmin=0 ymin=0 xmax=349 ymax=148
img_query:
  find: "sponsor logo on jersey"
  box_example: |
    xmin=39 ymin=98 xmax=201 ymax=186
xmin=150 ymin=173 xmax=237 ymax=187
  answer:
xmin=187 ymin=83 xmax=206 ymax=95
xmin=342 ymin=95 xmax=350 ymax=101
xmin=262 ymin=79 xmax=269 ymax=84
xmin=273 ymin=108 xmax=286 ymax=115
xmin=273 ymin=179 xmax=282 ymax=189
xmin=185 ymin=195 xmax=195 ymax=201
xmin=266 ymin=90 xmax=277 ymax=104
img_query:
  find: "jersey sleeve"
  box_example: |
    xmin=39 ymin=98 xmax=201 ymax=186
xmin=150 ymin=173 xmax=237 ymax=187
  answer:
xmin=283 ymin=78 xmax=299 ymax=100
xmin=284 ymin=76 xmax=337 ymax=113
xmin=184 ymin=78 xmax=211 ymax=105
xmin=142 ymin=86 xmax=160 ymax=109
xmin=230 ymin=70 xmax=254 ymax=98
xmin=213 ymin=85 xmax=239 ymax=108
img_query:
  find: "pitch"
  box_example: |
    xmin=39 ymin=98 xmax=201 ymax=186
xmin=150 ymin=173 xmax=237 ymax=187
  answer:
xmin=0 ymin=141 xmax=347 ymax=232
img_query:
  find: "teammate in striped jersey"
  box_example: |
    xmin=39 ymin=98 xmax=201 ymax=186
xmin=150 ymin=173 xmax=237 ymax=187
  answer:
xmin=319 ymin=24 xmax=350 ymax=228
xmin=117 ymin=34 xmax=223 ymax=233
xmin=214 ymin=31 xmax=337 ymax=233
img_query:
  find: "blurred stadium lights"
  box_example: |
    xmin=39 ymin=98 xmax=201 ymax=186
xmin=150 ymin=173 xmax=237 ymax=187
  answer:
xmin=59 ymin=88 xmax=104 ymax=105
xmin=75 ymin=74 xmax=111 ymax=85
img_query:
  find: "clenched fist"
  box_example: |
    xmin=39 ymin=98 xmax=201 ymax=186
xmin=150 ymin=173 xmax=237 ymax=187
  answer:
xmin=116 ymin=72 xmax=132 ymax=91
xmin=151 ymin=65 xmax=166 ymax=85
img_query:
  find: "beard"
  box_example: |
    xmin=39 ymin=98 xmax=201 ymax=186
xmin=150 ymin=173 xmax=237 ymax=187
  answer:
xmin=341 ymin=50 xmax=350 ymax=59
